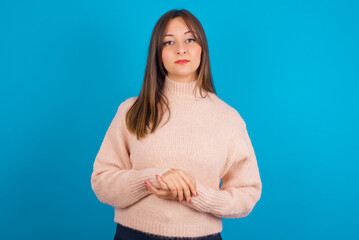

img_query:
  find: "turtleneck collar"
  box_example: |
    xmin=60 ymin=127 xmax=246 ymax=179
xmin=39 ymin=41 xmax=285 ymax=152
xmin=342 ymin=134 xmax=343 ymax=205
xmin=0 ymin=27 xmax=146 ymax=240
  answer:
xmin=163 ymin=74 xmax=206 ymax=100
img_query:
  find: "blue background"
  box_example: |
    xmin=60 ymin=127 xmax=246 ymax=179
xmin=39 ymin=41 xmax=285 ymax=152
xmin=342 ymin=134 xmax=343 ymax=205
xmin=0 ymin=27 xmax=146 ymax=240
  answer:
xmin=1 ymin=0 xmax=358 ymax=239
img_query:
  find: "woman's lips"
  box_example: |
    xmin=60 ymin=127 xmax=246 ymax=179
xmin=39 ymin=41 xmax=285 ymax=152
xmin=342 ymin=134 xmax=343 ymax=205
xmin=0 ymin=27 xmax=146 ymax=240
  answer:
xmin=175 ymin=60 xmax=190 ymax=64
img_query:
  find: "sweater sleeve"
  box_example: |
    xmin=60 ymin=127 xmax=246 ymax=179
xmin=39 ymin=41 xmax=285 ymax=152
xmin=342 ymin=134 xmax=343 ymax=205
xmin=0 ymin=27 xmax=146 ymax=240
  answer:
xmin=182 ymin=113 xmax=262 ymax=219
xmin=91 ymin=100 xmax=171 ymax=209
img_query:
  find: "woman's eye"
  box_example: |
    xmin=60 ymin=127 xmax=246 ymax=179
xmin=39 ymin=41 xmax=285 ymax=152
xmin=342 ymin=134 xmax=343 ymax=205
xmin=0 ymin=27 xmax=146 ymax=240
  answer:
xmin=163 ymin=38 xmax=196 ymax=46
xmin=163 ymin=41 xmax=173 ymax=46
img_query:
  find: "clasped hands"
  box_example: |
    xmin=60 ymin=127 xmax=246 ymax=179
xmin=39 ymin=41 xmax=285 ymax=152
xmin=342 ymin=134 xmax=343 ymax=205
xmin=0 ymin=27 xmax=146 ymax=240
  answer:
xmin=145 ymin=168 xmax=198 ymax=204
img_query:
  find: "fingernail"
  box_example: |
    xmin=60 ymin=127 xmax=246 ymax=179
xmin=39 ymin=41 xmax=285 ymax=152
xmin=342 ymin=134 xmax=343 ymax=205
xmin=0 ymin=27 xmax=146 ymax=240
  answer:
xmin=189 ymin=199 xmax=192 ymax=204
xmin=196 ymin=192 xmax=199 ymax=197
xmin=156 ymin=175 xmax=158 ymax=179
xmin=180 ymin=199 xmax=183 ymax=203
xmin=145 ymin=184 xmax=148 ymax=189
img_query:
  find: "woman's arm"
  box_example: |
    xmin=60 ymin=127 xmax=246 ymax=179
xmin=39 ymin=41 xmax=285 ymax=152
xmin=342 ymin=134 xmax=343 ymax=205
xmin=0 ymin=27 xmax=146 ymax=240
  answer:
xmin=182 ymin=114 xmax=262 ymax=219
xmin=91 ymin=101 xmax=171 ymax=209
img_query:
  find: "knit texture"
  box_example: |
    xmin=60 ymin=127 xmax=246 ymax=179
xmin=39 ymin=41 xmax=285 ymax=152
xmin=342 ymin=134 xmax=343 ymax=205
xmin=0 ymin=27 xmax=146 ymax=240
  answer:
xmin=91 ymin=74 xmax=262 ymax=238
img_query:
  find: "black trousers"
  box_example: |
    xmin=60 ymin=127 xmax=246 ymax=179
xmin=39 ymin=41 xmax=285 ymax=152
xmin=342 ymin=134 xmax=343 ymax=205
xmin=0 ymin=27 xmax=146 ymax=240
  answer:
xmin=114 ymin=223 xmax=223 ymax=240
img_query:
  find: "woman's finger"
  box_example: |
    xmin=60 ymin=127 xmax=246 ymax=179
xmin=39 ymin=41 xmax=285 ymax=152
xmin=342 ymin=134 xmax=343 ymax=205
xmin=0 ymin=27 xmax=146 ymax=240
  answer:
xmin=155 ymin=176 xmax=188 ymax=203
xmin=176 ymin=176 xmax=192 ymax=204
xmin=177 ymin=170 xmax=198 ymax=197
xmin=156 ymin=174 xmax=169 ymax=190
xmin=145 ymin=180 xmax=170 ymax=199
xmin=167 ymin=174 xmax=187 ymax=203
xmin=154 ymin=170 xmax=198 ymax=203
xmin=172 ymin=177 xmax=185 ymax=203
xmin=165 ymin=177 xmax=181 ymax=200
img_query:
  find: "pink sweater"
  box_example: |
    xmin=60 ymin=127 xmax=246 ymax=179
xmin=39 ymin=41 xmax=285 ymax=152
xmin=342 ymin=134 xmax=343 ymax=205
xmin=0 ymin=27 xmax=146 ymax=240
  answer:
xmin=91 ymin=74 xmax=262 ymax=238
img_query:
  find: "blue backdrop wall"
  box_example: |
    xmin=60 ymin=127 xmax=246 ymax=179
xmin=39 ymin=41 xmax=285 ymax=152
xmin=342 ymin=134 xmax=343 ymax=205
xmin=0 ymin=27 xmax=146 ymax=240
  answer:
xmin=1 ymin=0 xmax=358 ymax=239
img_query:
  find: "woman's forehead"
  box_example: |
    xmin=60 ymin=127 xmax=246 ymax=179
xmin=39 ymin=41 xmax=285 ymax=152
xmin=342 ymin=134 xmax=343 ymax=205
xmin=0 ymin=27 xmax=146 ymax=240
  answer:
xmin=164 ymin=18 xmax=195 ymax=35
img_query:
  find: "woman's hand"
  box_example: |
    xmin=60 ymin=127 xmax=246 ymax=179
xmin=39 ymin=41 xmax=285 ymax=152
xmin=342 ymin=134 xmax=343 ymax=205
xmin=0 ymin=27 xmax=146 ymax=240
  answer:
xmin=145 ymin=169 xmax=198 ymax=204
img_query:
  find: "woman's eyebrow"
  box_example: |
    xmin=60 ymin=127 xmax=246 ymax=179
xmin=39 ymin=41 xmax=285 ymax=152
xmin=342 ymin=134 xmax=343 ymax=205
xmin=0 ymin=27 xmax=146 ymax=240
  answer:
xmin=164 ymin=30 xmax=195 ymax=37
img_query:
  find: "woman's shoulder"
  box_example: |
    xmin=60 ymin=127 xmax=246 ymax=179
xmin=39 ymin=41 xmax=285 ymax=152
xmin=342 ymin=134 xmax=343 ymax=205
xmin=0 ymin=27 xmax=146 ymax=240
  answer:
xmin=209 ymin=93 xmax=246 ymax=128
xmin=117 ymin=96 xmax=139 ymax=113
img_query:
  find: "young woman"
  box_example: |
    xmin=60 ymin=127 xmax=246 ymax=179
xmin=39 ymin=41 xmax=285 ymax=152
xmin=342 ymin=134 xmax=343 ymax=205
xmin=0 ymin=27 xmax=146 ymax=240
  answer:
xmin=91 ymin=9 xmax=262 ymax=240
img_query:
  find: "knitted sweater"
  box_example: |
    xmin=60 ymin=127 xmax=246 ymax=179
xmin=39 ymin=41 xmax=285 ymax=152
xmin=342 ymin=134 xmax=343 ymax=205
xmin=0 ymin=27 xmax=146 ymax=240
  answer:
xmin=91 ymin=74 xmax=262 ymax=238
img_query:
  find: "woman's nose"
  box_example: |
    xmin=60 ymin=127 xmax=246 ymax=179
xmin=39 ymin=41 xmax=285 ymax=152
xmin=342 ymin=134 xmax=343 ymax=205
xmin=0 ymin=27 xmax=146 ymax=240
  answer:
xmin=177 ymin=42 xmax=187 ymax=54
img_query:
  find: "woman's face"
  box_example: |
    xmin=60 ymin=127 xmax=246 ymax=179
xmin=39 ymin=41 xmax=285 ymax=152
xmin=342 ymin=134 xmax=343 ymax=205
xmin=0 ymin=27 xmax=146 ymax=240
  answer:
xmin=161 ymin=17 xmax=202 ymax=82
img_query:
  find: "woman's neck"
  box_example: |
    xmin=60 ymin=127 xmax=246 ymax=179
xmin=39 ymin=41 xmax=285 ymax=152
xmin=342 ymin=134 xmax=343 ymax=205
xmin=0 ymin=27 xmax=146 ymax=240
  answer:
xmin=167 ymin=73 xmax=197 ymax=83
xmin=163 ymin=74 xmax=205 ymax=100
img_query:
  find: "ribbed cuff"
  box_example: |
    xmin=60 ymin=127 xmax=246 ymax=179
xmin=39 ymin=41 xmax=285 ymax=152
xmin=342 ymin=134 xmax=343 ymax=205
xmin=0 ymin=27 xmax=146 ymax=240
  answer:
xmin=127 ymin=168 xmax=172 ymax=196
xmin=181 ymin=179 xmax=226 ymax=217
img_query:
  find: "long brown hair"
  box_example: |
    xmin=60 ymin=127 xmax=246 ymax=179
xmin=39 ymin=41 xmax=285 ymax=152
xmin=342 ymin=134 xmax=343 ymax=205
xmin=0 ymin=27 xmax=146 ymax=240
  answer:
xmin=126 ymin=9 xmax=216 ymax=140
